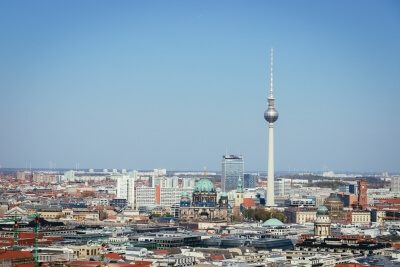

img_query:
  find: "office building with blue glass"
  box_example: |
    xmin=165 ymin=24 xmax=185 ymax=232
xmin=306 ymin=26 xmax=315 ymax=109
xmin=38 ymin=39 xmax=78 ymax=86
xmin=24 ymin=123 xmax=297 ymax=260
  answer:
xmin=221 ymin=155 xmax=244 ymax=192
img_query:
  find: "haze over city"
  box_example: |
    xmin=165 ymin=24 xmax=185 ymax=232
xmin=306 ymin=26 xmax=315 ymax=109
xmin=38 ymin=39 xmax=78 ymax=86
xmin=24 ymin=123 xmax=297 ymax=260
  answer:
xmin=0 ymin=1 xmax=399 ymax=172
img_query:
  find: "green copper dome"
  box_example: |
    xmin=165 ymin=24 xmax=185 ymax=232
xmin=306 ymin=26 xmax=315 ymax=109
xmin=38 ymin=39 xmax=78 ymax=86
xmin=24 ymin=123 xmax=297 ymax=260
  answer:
xmin=316 ymin=205 xmax=329 ymax=215
xmin=263 ymin=218 xmax=284 ymax=227
xmin=194 ymin=179 xmax=215 ymax=193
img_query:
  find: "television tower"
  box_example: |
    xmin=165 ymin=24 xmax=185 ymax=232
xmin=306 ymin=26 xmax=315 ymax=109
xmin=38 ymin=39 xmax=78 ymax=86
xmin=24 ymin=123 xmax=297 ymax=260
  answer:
xmin=264 ymin=48 xmax=279 ymax=206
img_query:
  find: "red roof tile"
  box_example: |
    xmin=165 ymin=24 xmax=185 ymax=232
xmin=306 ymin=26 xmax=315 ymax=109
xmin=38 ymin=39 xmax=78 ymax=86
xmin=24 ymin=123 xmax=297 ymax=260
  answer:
xmin=0 ymin=250 xmax=33 ymax=260
xmin=105 ymin=252 xmax=123 ymax=259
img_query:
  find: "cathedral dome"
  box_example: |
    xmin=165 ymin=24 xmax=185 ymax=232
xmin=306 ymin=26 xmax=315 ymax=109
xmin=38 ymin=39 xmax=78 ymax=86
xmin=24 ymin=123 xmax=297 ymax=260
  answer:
xmin=325 ymin=193 xmax=342 ymax=204
xmin=316 ymin=205 xmax=329 ymax=216
xmin=194 ymin=179 xmax=215 ymax=193
xmin=263 ymin=218 xmax=284 ymax=227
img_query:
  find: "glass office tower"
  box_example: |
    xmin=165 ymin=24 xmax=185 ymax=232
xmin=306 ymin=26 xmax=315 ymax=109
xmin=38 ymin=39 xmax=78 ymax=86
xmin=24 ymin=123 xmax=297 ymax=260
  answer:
xmin=221 ymin=155 xmax=244 ymax=192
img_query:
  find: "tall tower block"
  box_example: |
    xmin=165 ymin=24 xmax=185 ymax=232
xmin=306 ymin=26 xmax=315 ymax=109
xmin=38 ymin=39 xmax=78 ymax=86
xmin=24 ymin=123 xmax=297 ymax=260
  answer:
xmin=357 ymin=179 xmax=368 ymax=209
xmin=264 ymin=48 xmax=279 ymax=207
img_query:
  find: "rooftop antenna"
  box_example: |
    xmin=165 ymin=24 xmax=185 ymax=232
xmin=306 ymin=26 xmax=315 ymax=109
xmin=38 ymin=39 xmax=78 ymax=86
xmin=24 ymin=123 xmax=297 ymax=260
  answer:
xmin=269 ymin=48 xmax=274 ymax=98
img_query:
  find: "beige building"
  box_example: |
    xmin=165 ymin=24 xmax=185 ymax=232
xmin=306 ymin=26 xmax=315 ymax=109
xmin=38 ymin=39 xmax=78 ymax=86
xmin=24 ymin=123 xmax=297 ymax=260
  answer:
xmin=62 ymin=208 xmax=100 ymax=222
xmin=285 ymin=208 xmax=317 ymax=224
xmin=351 ymin=211 xmax=371 ymax=225
xmin=314 ymin=205 xmax=331 ymax=237
xmin=68 ymin=245 xmax=102 ymax=259
xmin=32 ymin=172 xmax=58 ymax=184
xmin=39 ymin=210 xmax=63 ymax=220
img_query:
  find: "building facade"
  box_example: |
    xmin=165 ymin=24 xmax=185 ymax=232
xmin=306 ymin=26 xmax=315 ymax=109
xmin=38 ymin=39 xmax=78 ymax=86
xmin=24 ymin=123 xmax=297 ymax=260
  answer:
xmin=314 ymin=205 xmax=331 ymax=237
xmin=391 ymin=176 xmax=400 ymax=193
xmin=285 ymin=208 xmax=317 ymax=224
xmin=243 ymin=174 xmax=257 ymax=189
xmin=116 ymin=174 xmax=136 ymax=208
xmin=357 ymin=179 xmax=368 ymax=209
xmin=350 ymin=211 xmax=371 ymax=225
xmin=324 ymin=193 xmax=345 ymax=223
xmin=274 ymin=178 xmax=291 ymax=197
xmin=221 ymin=155 xmax=244 ymax=192
xmin=180 ymin=179 xmax=230 ymax=222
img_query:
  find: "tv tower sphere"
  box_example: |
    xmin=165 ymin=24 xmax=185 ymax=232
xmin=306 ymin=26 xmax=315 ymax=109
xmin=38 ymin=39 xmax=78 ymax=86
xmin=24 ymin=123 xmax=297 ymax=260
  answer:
xmin=264 ymin=106 xmax=279 ymax=123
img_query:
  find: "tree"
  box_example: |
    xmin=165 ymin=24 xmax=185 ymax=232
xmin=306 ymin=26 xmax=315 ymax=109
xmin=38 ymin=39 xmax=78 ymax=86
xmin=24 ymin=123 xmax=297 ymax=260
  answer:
xmin=242 ymin=208 xmax=286 ymax=223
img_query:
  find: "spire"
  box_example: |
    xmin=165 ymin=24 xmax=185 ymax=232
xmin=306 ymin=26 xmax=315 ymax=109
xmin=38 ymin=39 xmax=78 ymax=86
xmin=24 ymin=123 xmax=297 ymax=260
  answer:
xmin=237 ymin=175 xmax=244 ymax=193
xmin=269 ymin=48 xmax=274 ymax=99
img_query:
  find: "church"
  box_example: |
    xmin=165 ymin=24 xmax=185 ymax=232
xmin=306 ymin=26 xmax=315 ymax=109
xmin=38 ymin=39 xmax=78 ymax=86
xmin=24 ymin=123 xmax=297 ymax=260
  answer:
xmin=179 ymin=179 xmax=230 ymax=222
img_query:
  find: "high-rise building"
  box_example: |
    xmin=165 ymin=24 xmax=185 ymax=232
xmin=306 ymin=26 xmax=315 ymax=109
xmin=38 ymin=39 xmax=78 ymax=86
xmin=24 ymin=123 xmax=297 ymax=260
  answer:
xmin=264 ymin=48 xmax=279 ymax=206
xmin=391 ymin=176 xmax=400 ymax=193
xmin=116 ymin=174 xmax=136 ymax=209
xmin=16 ymin=171 xmax=27 ymax=180
xmin=221 ymin=155 xmax=244 ymax=192
xmin=274 ymin=178 xmax=291 ymax=197
xmin=357 ymin=179 xmax=368 ymax=209
xmin=243 ymin=173 xmax=257 ymax=189
xmin=338 ymin=183 xmax=358 ymax=195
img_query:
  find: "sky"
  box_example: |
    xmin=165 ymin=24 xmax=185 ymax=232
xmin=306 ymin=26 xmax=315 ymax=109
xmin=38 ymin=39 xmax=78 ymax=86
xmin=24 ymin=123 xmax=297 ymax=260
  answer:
xmin=0 ymin=1 xmax=399 ymax=172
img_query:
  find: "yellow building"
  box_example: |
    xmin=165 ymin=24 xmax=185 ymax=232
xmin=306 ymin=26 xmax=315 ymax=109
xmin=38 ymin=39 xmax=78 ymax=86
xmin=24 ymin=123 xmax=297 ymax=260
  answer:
xmin=39 ymin=210 xmax=63 ymax=220
xmin=351 ymin=211 xmax=371 ymax=225
xmin=62 ymin=208 xmax=99 ymax=222
xmin=68 ymin=245 xmax=102 ymax=259
xmin=296 ymin=210 xmax=317 ymax=224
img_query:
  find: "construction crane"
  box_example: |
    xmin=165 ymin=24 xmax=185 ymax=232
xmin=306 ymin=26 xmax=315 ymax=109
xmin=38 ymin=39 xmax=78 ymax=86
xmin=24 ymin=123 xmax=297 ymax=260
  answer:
xmin=0 ymin=217 xmax=20 ymax=249
xmin=13 ymin=219 xmax=19 ymax=249
xmin=26 ymin=214 xmax=40 ymax=267
xmin=33 ymin=215 xmax=40 ymax=267
xmin=378 ymin=213 xmax=385 ymax=236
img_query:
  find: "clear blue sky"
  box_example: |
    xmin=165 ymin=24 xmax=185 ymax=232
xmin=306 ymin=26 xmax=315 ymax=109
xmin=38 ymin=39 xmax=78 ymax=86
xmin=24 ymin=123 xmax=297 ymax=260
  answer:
xmin=0 ymin=1 xmax=399 ymax=172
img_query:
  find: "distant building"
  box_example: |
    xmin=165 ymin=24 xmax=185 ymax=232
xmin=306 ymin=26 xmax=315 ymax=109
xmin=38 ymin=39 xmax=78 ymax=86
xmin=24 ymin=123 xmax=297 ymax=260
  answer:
xmin=116 ymin=174 xmax=136 ymax=209
xmin=180 ymin=179 xmax=229 ymax=222
xmin=285 ymin=208 xmax=317 ymax=224
xmin=350 ymin=210 xmax=371 ymax=225
xmin=243 ymin=174 xmax=257 ymax=189
xmin=274 ymin=178 xmax=291 ymax=196
xmin=221 ymin=155 xmax=244 ymax=192
xmin=337 ymin=192 xmax=358 ymax=208
xmin=324 ymin=193 xmax=344 ymax=223
xmin=32 ymin=172 xmax=58 ymax=184
xmin=314 ymin=205 xmax=331 ymax=237
xmin=391 ymin=176 xmax=400 ymax=193
xmin=338 ymin=183 xmax=358 ymax=195
xmin=16 ymin=171 xmax=27 ymax=180
xmin=110 ymin=198 xmax=128 ymax=208
xmin=135 ymin=185 xmax=192 ymax=209
xmin=357 ymin=179 xmax=368 ymax=209
xmin=134 ymin=177 xmax=194 ymax=209
xmin=63 ymin=170 xmax=75 ymax=182
xmin=285 ymin=197 xmax=316 ymax=207
xmin=136 ymin=187 xmax=156 ymax=208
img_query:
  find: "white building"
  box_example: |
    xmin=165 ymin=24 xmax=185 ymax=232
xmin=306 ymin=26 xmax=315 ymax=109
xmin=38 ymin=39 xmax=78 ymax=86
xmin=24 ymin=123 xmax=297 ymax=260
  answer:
xmin=391 ymin=176 xmax=400 ymax=193
xmin=125 ymin=247 xmax=148 ymax=260
xmin=116 ymin=173 xmax=137 ymax=209
xmin=136 ymin=187 xmax=156 ymax=208
xmin=274 ymin=178 xmax=291 ymax=197
xmin=160 ymin=187 xmax=191 ymax=207
xmin=135 ymin=186 xmax=193 ymax=209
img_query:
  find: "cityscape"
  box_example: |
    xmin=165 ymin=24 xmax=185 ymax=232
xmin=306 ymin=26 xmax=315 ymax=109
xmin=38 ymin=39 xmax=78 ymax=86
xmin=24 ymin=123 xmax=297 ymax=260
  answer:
xmin=0 ymin=1 xmax=399 ymax=267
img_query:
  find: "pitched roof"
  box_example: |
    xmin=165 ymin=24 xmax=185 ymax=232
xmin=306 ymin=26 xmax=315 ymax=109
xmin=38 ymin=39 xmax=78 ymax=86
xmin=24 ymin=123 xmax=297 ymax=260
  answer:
xmin=105 ymin=252 xmax=123 ymax=259
xmin=0 ymin=250 xmax=33 ymax=260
